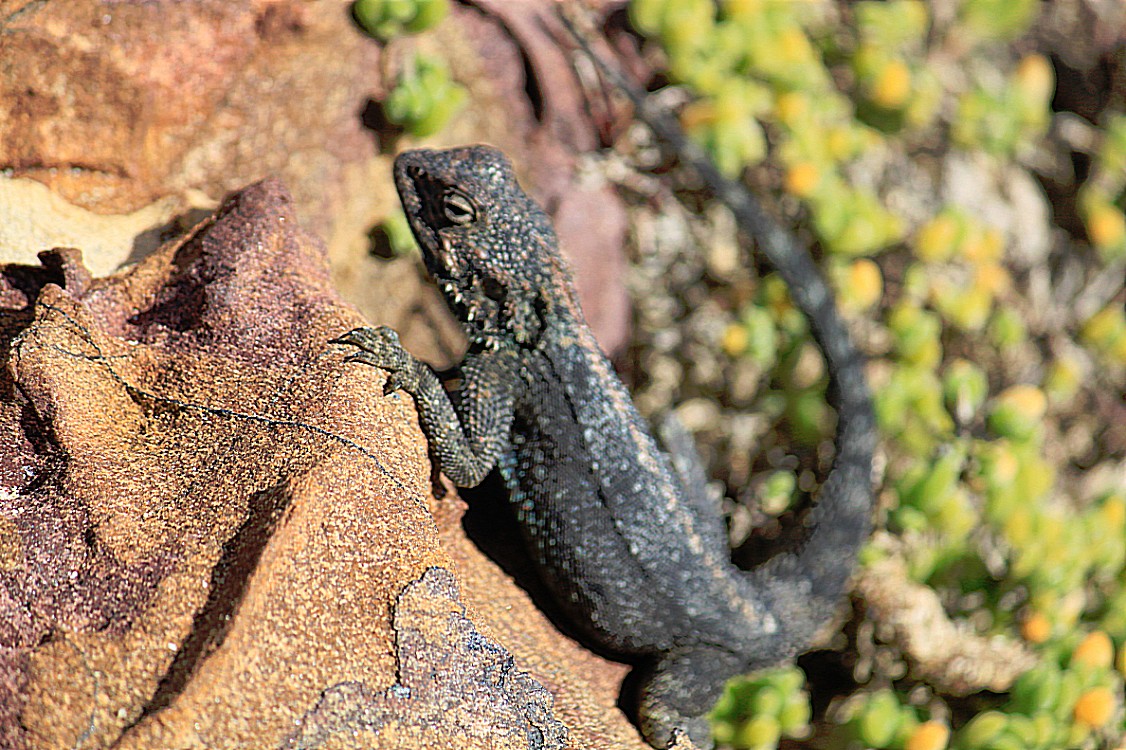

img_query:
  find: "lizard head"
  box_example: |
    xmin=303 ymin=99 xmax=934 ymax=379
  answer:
xmin=393 ymin=145 xmax=570 ymax=349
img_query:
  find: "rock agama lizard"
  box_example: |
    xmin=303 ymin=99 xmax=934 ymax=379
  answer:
xmin=335 ymin=137 xmax=875 ymax=747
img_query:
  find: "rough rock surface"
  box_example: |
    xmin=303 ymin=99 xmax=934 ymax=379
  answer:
xmin=0 ymin=180 xmax=647 ymax=749
xmin=0 ymin=0 xmax=630 ymax=356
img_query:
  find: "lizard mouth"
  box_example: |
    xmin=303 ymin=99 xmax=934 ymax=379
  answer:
xmin=434 ymin=276 xmax=503 ymax=340
xmin=432 ymin=270 xmax=538 ymax=350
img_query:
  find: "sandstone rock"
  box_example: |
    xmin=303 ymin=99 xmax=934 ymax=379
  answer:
xmin=0 ymin=180 xmax=644 ymax=749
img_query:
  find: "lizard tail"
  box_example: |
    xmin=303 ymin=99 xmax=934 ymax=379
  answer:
xmin=699 ymin=147 xmax=877 ymax=662
xmin=646 ymin=111 xmax=877 ymax=663
xmin=560 ymin=16 xmax=877 ymax=662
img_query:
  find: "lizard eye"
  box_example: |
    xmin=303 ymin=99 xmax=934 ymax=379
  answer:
xmin=442 ymin=189 xmax=477 ymax=226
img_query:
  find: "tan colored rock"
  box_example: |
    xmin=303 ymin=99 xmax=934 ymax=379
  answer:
xmin=0 ymin=180 xmax=647 ymax=749
xmin=0 ymin=177 xmax=185 ymax=275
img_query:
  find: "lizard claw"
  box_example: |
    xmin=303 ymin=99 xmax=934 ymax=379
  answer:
xmin=329 ymin=328 xmax=362 ymax=347
xmin=332 ymin=326 xmax=402 ymax=352
xmin=335 ymin=326 xmax=419 ymax=394
xmin=382 ymin=371 xmax=411 ymax=395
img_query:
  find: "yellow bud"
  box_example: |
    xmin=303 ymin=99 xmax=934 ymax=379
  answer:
xmin=906 ymin=721 xmax=950 ymax=750
xmin=1087 ymin=202 xmax=1126 ymax=249
xmin=973 ymin=262 xmax=1011 ymax=296
xmin=1014 ymin=54 xmax=1054 ymax=104
xmin=988 ymin=385 xmax=1047 ymax=442
xmin=680 ymin=101 xmax=717 ymax=132
xmin=1102 ymin=495 xmax=1126 ymax=529
xmin=826 ymin=126 xmax=854 ymax=161
xmin=1082 ymin=306 xmax=1126 ymax=351
xmin=778 ymin=26 xmax=811 ymax=64
xmin=1073 ymin=631 xmax=1115 ymax=670
xmin=844 ymin=259 xmax=883 ymax=311
xmin=774 ymin=91 xmax=808 ymax=127
xmin=871 ymin=59 xmax=911 ymax=109
xmin=784 ymin=162 xmax=820 ymax=198
xmin=722 ymin=0 xmax=764 ymax=19
xmin=982 ymin=442 xmax=1020 ymax=488
xmin=995 ymin=384 xmax=1047 ymax=421
xmin=722 ymin=323 xmax=748 ymax=357
xmin=914 ymin=214 xmax=960 ymax=263
xmin=1074 ymin=687 xmax=1116 ymax=728
xmin=1021 ymin=611 xmax=1052 ymax=644
xmin=961 ymin=226 xmax=1005 ymax=264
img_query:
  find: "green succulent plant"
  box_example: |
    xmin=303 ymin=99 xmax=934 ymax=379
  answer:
xmin=625 ymin=0 xmax=1126 ymax=748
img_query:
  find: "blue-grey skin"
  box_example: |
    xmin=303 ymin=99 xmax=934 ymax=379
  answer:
xmin=336 ymin=145 xmax=875 ymax=748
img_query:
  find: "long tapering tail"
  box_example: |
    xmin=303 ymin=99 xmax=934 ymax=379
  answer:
xmin=563 ymin=13 xmax=877 ymax=661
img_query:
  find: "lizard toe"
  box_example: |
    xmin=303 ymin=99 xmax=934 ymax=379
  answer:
xmin=382 ymin=371 xmax=416 ymax=395
xmin=331 ymin=325 xmax=402 ymax=353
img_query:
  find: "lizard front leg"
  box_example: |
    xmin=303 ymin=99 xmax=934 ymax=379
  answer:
xmin=334 ymin=326 xmax=523 ymax=487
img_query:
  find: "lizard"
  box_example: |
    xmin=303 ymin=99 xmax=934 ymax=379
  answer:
xmin=333 ymin=141 xmax=875 ymax=746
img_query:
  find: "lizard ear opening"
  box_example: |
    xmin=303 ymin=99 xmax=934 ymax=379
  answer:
xmin=481 ymin=276 xmax=506 ymax=302
xmin=442 ymin=188 xmax=478 ymax=225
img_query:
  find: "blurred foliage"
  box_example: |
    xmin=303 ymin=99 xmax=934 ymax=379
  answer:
xmin=711 ymin=666 xmax=813 ymax=750
xmin=383 ymin=52 xmax=467 ymax=138
xmin=352 ymin=0 xmax=448 ymax=40
xmin=351 ymin=0 xmax=465 ymax=137
xmin=628 ymin=0 xmax=1125 ymax=748
xmin=377 ymin=208 xmax=419 ymax=257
